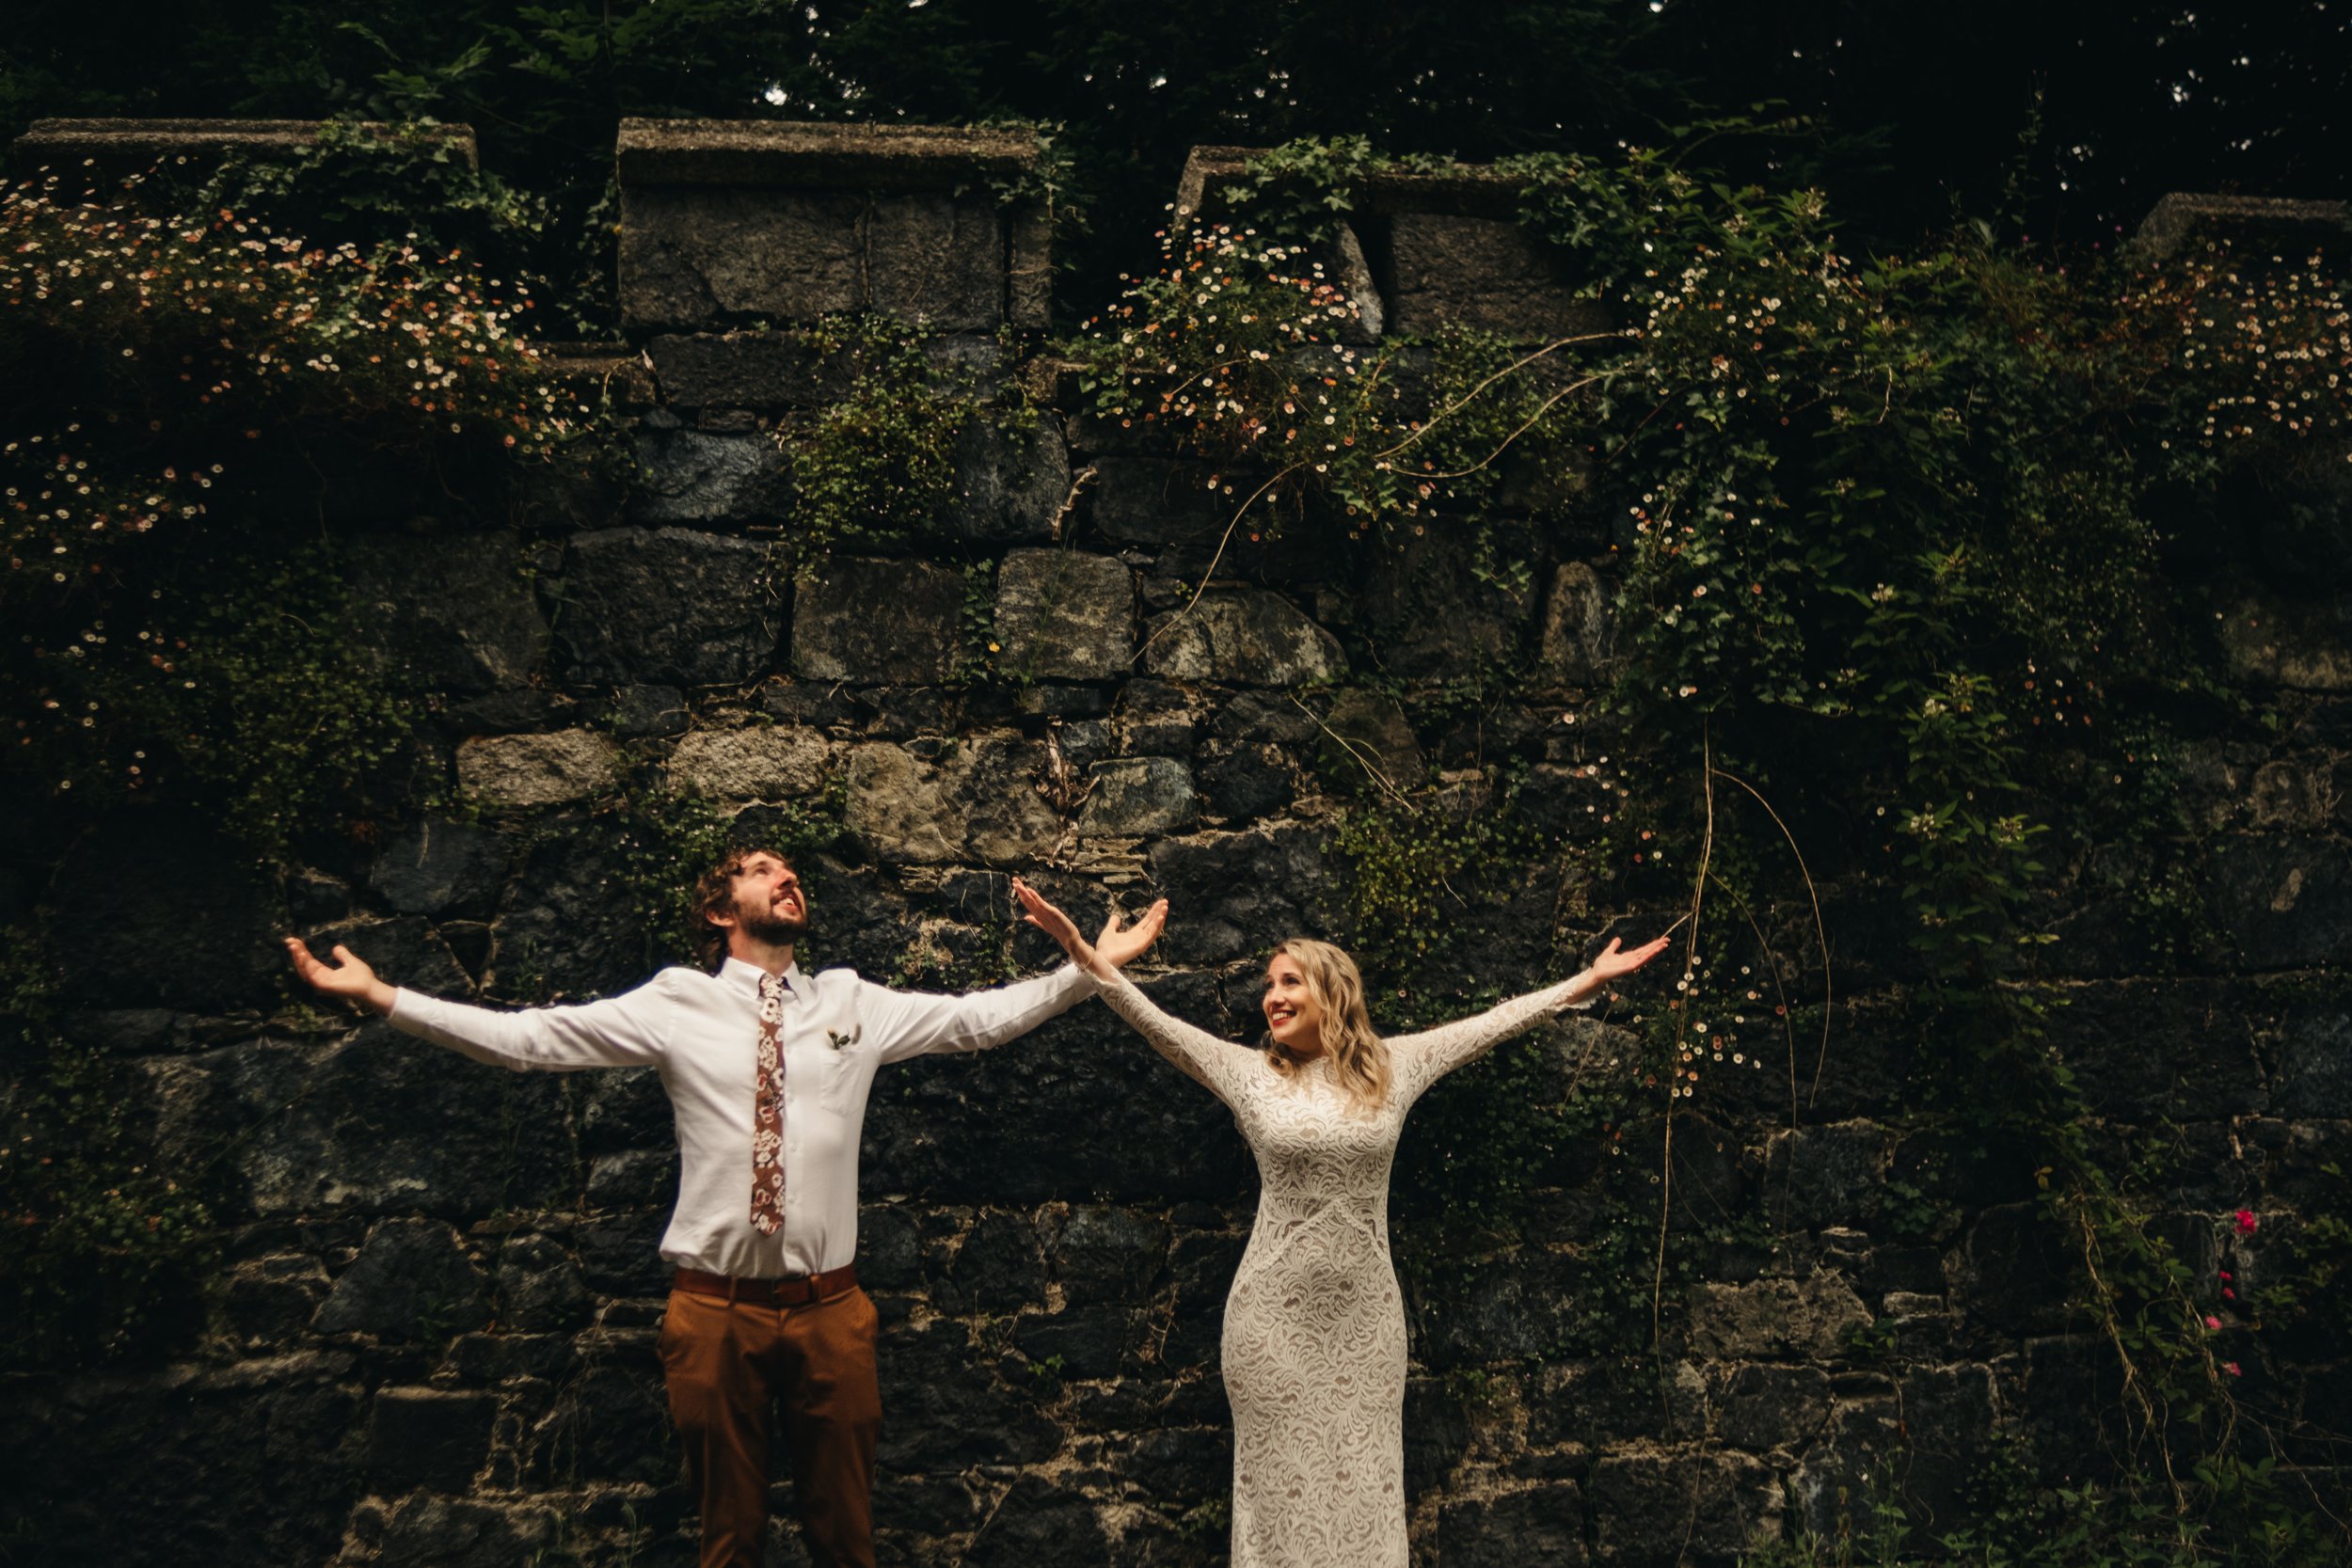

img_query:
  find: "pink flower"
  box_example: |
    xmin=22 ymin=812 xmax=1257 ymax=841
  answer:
xmin=2223 ymin=1288 xmax=2236 ymax=1300
xmin=2204 ymin=1315 xmax=2222 ymax=1330
xmin=2218 ymin=1269 xmax=2233 ymax=1282
xmin=2233 ymin=1210 xmax=2259 ymax=1236
xmin=2222 ymin=1361 xmax=2242 ymax=1378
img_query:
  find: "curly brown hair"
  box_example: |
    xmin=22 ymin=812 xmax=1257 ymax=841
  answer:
xmin=690 ymin=844 xmax=797 ymax=971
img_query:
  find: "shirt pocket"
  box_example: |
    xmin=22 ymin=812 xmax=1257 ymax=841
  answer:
xmin=791 ymin=1036 xmax=870 ymax=1117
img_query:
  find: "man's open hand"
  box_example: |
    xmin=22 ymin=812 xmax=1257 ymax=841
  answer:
xmin=283 ymin=936 xmax=397 ymax=1015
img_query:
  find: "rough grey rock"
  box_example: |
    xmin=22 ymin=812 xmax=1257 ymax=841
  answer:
xmin=861 ymin=979 xmax=1252 ymax=1205
xmin=1140 ymin=590 xmax=1345 ymax=685
xmin=2250 ymin=758 xmax=2331 ymax=830
xmin=1051 ymin=1204 xmax=1170 ymax=1307
xmin=2042 ymin=979 xmax=2269 ymax=1119
xmin=368 ymin=818 xmax=508 ymax=916
xmin=959 ymin=1478 xmax=1111 ymax=1568
xmin=1952 ymin=1203 xmax=2076 ymax=1338
xmin=621 ymin=188 xmax=1015 ymax=332
xmin=1529 ymin=1360 xmax=1707 ymax=1448
xmin=606 ymin=683 xmax=691 ymax=738
xmin=520 ymin=1360 xmax=676 ymax=1488
xmin=845 ymin=735 xmax=1063 ymax=865
xmin=630 ymin=423 xmax=793 ymax=524
xmin=2270 ymin=1004 xmax=2352 ymax=1117
xmin=1383 ymin=212 xmax=1605 ymax=341
xmin=1114 ymin=677 xmax=1201 ymax=754
xmin=345 ymin=531 xmax=548 ymax=696
xmin=361 ymin=1494 xmax=560 ymax=1568
xmin=140 ymin=1024 xmax=577 ymax=1220
xmin=950 ymin=418 xmax=1073 ymax=546
xmin=556 ymin=527 xmax=780 ymax=687
xmin=1201 ymin=742 xmax=1295 ymax=823
xmin=794 ymin=557 xmax=969 ymax=683
xmin=2203 ymin=834 xmax=2352 ymax=970
xmin=311 ymin=1217 xmax=489 ymax=1339
xmin=222 ymin=1253 xmax=332 ymax=1346
xmin=367 ymin=1387 xmax=498 ymax=1494
xmin=2216 ymin=591 xmax=2352 ymax=689
xmin=1438 ymin=1484 xmax=1587 ymax=1568
xmin=1538 ymin=561 xmax=1617 ymax=682
xmin=993 ymin=548 xmax=1133 ymax=680
xmin=1787 ymin=1366 xmax=1997 ymax=1536
xmin=1711 ymin=1363 xmax=1834 ymax=1450
xmin=1685 ymin=1274 xmax=1872 ymax=1361
xmin=875 ymin=1316 xmax=1063 ymax=1471
xmin=1764 ymin=1120 xmax=1893 ymax=1232
xmin=1076 ymin=756 xmax=1198 ymax=838
xmin=455 ymin=729 xmax=620 ymax=808
xmin=495 ymin=1233 xmax=593 ymax=1332
xmin=1148 ymin=823 xmax=1346 ymax=966
xmin=1590 ymin=1450 xmax=1779 ymax=1566
xmin=1081 ymin=455 xmax=1225 ymax=546
xmin=667 ymin=723 xmax=831 ymax=801
xmin=0 ymin=1350 xmax=366 ymax=1568
xmin=302 ymin=915 xmax=473 ymax=999
xmin=647 ymin=330 xmax=842 ymax=407
xmin=489 ymin=822 xmax=660 ymax=1000
xmin=1316 ymin=689 xmax=1423 ymax=794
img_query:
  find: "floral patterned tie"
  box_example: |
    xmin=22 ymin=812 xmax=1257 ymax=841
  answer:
xmin=750 ymin=972 xmax=787 ymax=1235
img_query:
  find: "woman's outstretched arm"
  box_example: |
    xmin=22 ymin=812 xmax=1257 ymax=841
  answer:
xmin=1011 ymin=878 xmax=1251 ymax=1104
xmin=1388 ymin=934 xmax=1672 ymax=1101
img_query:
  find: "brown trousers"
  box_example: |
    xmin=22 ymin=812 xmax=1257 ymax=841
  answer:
xmin=657 ymin=1283 xmax=882 ymax=1568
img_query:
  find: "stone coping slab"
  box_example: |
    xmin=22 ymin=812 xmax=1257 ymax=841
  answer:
xmin=12 ymin=118 xmax=476 ymax=173
xmin=616 ymin=119 xmax=1039 ymax=192
xmin=1176 ymin=144 xmax=1529 ymax=225
xmin=2132 ymin=192 xmax=2352 ymax=262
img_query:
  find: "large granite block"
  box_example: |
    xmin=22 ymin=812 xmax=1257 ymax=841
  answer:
xmin=1140 ymin=589 xmax=1345 ymax=685
xmin=630 ymin=419 xmax=793 ymax=524
xmin=1383 ymin=211 xmax=1602 ymax=340
xmin=844 ymin=735 xmax=1062 ymax=864
xmin=454 ymin=730 xmax=620 ymax=809
xmin=993 ymin=548 xmax=1133 ymax=680
xmin=555 ymin=526 xmax=781 ymax=687
xmin=616 ymin=120 xmax=1051 ymax=332
xmin=345 ymin=531 xmax=548 ymax=696
xmin=794 ymin=557 xmax=969 ymax=684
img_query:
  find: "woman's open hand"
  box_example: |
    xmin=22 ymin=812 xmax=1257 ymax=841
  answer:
xmin=1588 ymin=931 xmax=1674 ymax=985
xmin=1012 ymin=878 xmax=1165 ymax=977
xmin=1094 ymin=896 xmax=1168 ymax=969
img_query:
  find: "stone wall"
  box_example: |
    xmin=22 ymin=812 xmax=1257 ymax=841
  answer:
xmin=6 ymin=120 xmax=2349 ymax=1567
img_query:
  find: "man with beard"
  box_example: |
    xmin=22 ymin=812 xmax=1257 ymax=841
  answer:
xmin=284 ymin=844 xmax=1167 ymax=1568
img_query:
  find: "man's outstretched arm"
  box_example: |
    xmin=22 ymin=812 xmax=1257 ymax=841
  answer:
xmin=283 ymin=937 xmax=675 ymax=1071
xmin=866 ymin=895 xmax=1168 ymax=1065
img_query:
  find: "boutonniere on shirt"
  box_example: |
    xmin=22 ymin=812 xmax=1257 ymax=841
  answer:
xmin=825 ymin=1026 xmax=862 ymax=1053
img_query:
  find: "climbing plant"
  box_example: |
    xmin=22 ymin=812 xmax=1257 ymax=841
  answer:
xmin=1084 ymin=131 xmax=2352 ymax=1559
xmin=0 ymin=159 xmax=589 ymax=852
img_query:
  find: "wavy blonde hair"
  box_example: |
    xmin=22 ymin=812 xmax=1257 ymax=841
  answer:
xmin=1264 ymin=939 xmax=1391 ymax=1112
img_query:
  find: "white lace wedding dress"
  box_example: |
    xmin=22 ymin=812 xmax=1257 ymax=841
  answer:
xmin=1084 ymin=967 xmax=1592 ymax=1568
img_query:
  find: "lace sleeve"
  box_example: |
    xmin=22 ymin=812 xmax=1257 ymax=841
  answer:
xmin=1085 ymin=967 xmax=1259 ymax=1105
xmin=1387 ymin=972 xmax=1594 ymax=1103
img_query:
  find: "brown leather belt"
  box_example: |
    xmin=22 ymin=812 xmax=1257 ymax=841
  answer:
xmin=672 ymin=1262 xmax=859 ymax=1307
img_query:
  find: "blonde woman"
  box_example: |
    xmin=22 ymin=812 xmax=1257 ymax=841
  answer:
xmin=1009 ymin=878 xmax=1669 ymax=1568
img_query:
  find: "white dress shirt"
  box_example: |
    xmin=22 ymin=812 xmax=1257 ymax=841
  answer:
xmin=388 ymin=957 xmax=1089 ymax=1277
